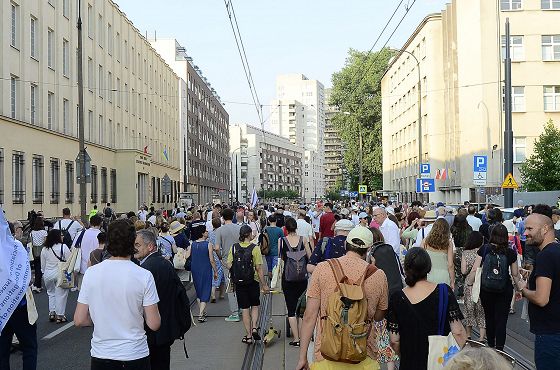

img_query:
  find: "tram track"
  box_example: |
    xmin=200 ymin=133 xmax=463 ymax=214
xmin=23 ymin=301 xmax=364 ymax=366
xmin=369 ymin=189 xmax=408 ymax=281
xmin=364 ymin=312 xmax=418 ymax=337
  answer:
xmin=471 ymin=328 xmax=535 ymax=369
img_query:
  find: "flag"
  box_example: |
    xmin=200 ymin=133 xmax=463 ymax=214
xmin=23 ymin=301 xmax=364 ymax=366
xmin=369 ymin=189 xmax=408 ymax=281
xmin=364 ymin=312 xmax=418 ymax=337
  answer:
xmin=250 ymin=187 xmax=258 ymax=209
xmin=143 ymin=145 xmax=148 ymax=154
xmin=440 ymin=168 xmax=447 ymax=180
xmin=435 ymin=169 xmax=441 ymax=180
xmin=0 ymin=207 xmax=31 ymax=333
xmin=162 ymin=147 xmax=169 ymax=161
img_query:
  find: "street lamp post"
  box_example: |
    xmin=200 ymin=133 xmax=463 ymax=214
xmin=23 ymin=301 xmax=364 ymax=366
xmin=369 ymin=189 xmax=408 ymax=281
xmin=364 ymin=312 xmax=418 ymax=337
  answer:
xmin=343 ymin=112 xmax=364 ymax=201
xmin=77 ymin=0 xmax=87 ymax=223
xmin=231 ymin=147 xmax=241 ymax=205
xmin=389 ymin=48 xmax=422 ymax=200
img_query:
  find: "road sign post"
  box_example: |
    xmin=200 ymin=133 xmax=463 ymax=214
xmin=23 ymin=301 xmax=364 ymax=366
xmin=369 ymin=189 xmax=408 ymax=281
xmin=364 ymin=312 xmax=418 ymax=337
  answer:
xmin=358 ymin=185 xmax=367 ymax=194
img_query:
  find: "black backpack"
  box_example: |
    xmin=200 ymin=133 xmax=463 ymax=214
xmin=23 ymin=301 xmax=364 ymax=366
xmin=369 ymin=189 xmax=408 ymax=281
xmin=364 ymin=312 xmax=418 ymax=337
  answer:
xmin=258 ymin=229 xmax=270 ymax=256
xmin=370 ymin=242 xmax=404 ymax=296
xmin=104 ymin=207 xmax=114 ymax=218
xmin=58 ymin=220 xmax=75 ymax=247
xmin=172 ymin=278 xmax=192 ymax=358
xmin=481 ymin=245 xmax=510 ymax=293
xmin=231 ymin=243 xmax=256 ymax=285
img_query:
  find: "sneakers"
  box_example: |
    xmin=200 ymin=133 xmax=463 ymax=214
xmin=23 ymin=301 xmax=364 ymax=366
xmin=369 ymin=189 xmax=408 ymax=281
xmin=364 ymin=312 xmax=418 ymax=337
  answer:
xmin=225 ymin=313 xmax=240 ymax=322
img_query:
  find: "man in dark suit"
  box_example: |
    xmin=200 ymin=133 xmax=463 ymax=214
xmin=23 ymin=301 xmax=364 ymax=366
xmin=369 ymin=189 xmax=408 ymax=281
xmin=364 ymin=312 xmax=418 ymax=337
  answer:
xmin=134 ymin=229 xmax=183 ymax=370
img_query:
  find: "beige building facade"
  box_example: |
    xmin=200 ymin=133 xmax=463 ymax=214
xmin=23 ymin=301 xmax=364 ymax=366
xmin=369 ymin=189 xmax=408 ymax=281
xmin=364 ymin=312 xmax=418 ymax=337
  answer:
xmin=229 ymin=123 xmax=303 ymax=202
xmin=1 ymin=0 xmax=181 ymax=220
xmin=382 ymin=0 xmax=560 ymax=203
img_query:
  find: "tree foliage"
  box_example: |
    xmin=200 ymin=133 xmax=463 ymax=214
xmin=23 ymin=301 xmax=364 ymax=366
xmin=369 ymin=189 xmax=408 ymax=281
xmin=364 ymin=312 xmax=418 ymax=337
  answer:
xmin=520 ymin=120 xmax=560 ymax=191
xmin=329 ymin=48 xmax=395 ymax=192
xmin=257 ymin=189 xmax=299 ymax=200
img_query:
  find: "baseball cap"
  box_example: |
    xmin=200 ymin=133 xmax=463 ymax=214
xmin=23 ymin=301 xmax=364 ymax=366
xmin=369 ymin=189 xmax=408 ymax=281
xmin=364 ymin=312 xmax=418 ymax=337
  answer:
xmin=513 ymin=209 xmax=524 ymax=218
xmin=340 ymin=208 xmax=350 ymax=216
xmin=334 ymin=219 xmax=354 ymax=231
xmin=346 ymin=227 xmax=374 ymax=249
xmin=358 ymin=212 xmax=368 ymax=219
xmin=436 ymin=202 xmax=445 ymax=207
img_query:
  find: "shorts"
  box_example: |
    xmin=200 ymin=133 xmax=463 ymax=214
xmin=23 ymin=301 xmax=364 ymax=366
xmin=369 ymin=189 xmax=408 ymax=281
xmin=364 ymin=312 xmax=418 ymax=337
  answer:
xmin=265 ymin=255 xmax=278 ymax=273
xmin=235 ymin=280 xmax=260 ymax=309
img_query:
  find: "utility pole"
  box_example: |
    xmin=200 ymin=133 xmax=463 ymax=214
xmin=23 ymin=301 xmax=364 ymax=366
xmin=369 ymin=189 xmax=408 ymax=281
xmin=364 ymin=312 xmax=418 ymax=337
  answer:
xmin=77 ymin=0 xmax=87 ymax=223
xmin=235 ymin=154 xmax=239 ymax=205
xmin=359 ymin=129 xmax=363 ymax=202
xmin=504 ymin=18 xmax=514 ymax=208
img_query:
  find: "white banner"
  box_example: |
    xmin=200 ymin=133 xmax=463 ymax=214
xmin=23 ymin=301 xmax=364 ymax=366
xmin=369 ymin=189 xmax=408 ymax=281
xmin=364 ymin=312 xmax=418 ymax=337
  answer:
xmin=0 ymin=208 xmax=31 ymax=333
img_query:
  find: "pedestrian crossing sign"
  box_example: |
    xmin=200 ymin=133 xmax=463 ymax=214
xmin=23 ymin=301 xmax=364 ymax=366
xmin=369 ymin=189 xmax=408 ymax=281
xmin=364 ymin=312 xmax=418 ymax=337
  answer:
xmin=501 ymin=173 xmax=519 ymax=189
xmin=358 ymin=185 xmax=367 ymax=194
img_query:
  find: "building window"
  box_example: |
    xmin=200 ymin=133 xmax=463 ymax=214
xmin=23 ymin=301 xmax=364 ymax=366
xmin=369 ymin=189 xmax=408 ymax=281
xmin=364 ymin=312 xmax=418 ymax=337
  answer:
xmin=30 ymin=84 xmax=37 ymax=124
xmin=30 ymin=16 xmax=37 ymax=58
xmin=510 ymin=86 xmax=526 ymax=111
xmin=107 ymin=24 xmax=113 ymax=55
xmin=501 ymin=0 xmax=522 ymax=10
xmin=32 ymin=155 xmax=44 ymax=204
xmin=88 ymin=57 xmax=93 ymax=91
xmin=542 ymin=0 xmax=560 ymax=9
xmin=97 ymin=14 xmax=103 ymax=47
xmin=513 ymin=137 xmax=526 ymax=163
xmin=47 ymin=29 xmax=54 ymax=68
xmin=107 ymin=71 xmax=112 ymax=103
xmin=542 ymin=35 xmax=560 ymax=61
xmin=88 ymin=110 xmax=94 ymax=141
xmin=99 ymin=115 xmax=104 ymax=145
xmin=91 ymin=165 xmax=98 ymax=203
xmin=63 ymin=0 xmax=69 ymax=18
xmin=65 ymin=161 xmax=74 ymax=203
xmin=151 ymin=177 xmax=156 ymax=203
xmin=501 ymin=35 xmax=524 ymax=61
xmin=116 ymin=78 xmax=121 ymax=107
xmin=98 ymin=65 xmax=103 ymax=98
xmin=10 ymin=76 xmax=18 ymax=119
xmin=110 ymin=169 xmax=117 ymax=203
xmin=12 ymin=152 xmax=24 ymax=204
xmin=63 ymin=98 xmax=70 ymax=134
xmin=544 ymin=86 xmax=560 ymax=111
xmin=11 ymin=3 xmax=18 ymax=48
xmin=50 ymin=158 xmax=60 ymax=203
xmin=63 ymin=39 xmax=69 ymax=77
xmin=0 ymin=149 xmax=3 ymax=204
xmin=116 ymin=32 xmax=121 ymax=61
xmin=47 ymin=91 xmax=54 ymax=130
xmin=100 ymin=167 xmax=107 ymax=203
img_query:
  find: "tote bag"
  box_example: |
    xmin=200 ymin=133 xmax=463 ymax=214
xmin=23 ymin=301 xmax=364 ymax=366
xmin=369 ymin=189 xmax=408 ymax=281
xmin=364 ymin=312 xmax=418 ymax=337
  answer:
xmin=471 ymin=267 xmax=482 ymax=303
xmin=427 ymin=284 xmax=461 ymax=369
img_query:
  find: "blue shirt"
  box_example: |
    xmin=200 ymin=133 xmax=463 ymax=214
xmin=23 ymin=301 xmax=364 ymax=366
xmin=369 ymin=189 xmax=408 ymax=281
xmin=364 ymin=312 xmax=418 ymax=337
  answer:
xmin=309 ymin=235 xmax=347 ymax=266
xmin=265 ymin=226 xmax=284 ymax=256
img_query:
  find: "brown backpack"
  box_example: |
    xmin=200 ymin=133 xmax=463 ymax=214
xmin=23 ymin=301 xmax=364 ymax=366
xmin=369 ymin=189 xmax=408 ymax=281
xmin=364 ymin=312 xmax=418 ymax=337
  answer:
xmin=320 ymin=259 xmax=377 ymax=364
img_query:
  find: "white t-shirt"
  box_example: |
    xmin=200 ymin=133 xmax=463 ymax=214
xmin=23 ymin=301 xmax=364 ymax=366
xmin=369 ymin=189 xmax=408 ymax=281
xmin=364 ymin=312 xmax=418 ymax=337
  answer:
xmin=53 ymin=218 xmax=84 ymax=241
xmin=466 ymin=215 xmax=482 ymax=232
xmin=138 ymin=210 xmax=148 ymax=222
xmin=77 ymin=260 xmax=159 ymax=361
xmin=296 ymin=218 xmax=314 ymax=239
xmin=74 ymin=228 xmax=101 ymax=274
xmin=147 ymin=215 xmax=157 ymax=225
xmin=414 ymin=223 xmax=434 ymax=247
xmin=40 ymin=243 xmax=71 ymax=275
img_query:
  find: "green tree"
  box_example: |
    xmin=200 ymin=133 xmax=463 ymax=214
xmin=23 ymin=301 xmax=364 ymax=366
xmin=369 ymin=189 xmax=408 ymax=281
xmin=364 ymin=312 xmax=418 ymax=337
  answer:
xmin=520 ymin=120 xmax=560 ymax=191
xmin=329 ymin=48 xmax=395 ymax=192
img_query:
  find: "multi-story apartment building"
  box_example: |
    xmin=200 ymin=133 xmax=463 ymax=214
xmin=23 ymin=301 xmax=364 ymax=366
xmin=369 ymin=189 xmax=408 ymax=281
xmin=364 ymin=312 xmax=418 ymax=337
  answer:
xmin=0 ymin=0 xmax=181 ymax=219
xmin=229 ymin=123 xmax=303 ymax=202
xmin=324 ymin=88 xmax=345 ymax=191
xmin=270 ymin=74 xmax=326 ymax=201
xmin=381 ymin=0 xmax=560 ymax=203
xmin=149 ymin=38 xmax=230 ymax=205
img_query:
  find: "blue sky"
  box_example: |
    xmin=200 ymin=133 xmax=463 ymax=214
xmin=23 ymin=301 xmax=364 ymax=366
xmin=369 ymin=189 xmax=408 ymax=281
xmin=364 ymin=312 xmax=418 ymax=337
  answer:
xmin=116 ymin=0 xmax=448 ymax=125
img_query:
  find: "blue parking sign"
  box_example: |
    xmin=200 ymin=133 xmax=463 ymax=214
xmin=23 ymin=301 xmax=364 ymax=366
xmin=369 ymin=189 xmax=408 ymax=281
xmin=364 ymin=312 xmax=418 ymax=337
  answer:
xmin=416 ymin=178 xmax=435 ymax=193
xmin=473 ymin=156 xmax=488 ymax=172
xmin=420 ymin=163 xmax=431 ymax=178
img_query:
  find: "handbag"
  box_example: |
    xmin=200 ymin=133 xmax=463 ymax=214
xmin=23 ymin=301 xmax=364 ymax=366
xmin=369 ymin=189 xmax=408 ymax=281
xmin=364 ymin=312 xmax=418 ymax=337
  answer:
xmin=52 ymin=245 xmax=76 ymax=289
xmin=72 ymin=230 xmax=86 ymax=273
xmin=427 ymin=284 xmax=461 ymax=369
xmin=270 ymin=237 xmax=284 ymax=291
xmin=26 ymin=242 xmax=34 ymax=262
xmin=173 ymin=248 xmax=187 ymax=270
xmin=471 ymin=267 xmax=482 ymax=303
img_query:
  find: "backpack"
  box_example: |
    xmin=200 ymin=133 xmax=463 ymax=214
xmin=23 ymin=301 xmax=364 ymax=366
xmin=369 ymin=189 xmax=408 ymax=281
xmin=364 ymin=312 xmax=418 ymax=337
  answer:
xmin=320 ymin=259 xmax=377 ymax=364
xmin=283 ymin=237 xmax=308 ymax=282
xmin=320 ymin=237 xmax=332 ymax=260
xmin=480 ymin=245 xmax=510 ymax=293
xmin=370 ymin=242 xmax=404 ymax=296
xmin=172 ymin=278 xmax=192 ymax=358
xmin=58 ymin=220 xmax=75 ymax=247
xmin=104 ymin=207 xmax=114 ymax=218
xmin=259 ymin=228 xmax=270 ymax=256
xmin=231 ymin=243 xmax=256 ymax=286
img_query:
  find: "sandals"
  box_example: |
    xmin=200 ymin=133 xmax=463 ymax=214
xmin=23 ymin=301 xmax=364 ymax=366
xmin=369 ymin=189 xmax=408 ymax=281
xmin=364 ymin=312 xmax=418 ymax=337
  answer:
xmin=242 ymin=335 xmax=253 ymax=344
xmin=56 ymin=316 xmax=68 ymax=324
xmin=289 ymin=341 xmax=301 ymax=347
xmin=252 ymin=327 xmax=261 ymax=341
xmin=49 ymin=312 xmax=56 ymax=322
xmin=198 ymin=313 xmax=207 ymax=323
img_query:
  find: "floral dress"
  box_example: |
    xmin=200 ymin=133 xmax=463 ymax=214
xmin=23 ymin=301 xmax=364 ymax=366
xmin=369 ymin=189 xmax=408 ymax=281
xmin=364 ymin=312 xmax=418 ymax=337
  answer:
xmin=374 ymin=319 xmax=399 ymax=363
xmin=462 ymin=249 xmax=486 ymax=329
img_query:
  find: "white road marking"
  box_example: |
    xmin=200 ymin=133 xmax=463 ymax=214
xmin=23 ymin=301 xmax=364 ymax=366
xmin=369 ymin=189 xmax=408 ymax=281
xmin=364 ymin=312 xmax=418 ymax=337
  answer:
xmin=42 ymin=321 xmax=75 ymax=340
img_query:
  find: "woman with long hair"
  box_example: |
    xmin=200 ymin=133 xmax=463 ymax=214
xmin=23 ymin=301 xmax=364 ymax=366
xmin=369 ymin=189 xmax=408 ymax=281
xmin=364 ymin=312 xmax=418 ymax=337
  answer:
xmin=468 ymin=224 xmax=521 ymax=350
xmin=461 ymin=231 xmax=486 ymax=341
xmin=387 ymin=248 xmax=466 ymax=370
xmin=451 ymin=211 xmax=473 ymax=297
xmin=421 ymin=218 xmax=455 ymax=290
xmin=401 ymin=211 xmax=421 ymax=249
xmin=41 ymin=229 xmax=71 ymax=323
xmin=30 ymin=217 xmax=48 ymax=292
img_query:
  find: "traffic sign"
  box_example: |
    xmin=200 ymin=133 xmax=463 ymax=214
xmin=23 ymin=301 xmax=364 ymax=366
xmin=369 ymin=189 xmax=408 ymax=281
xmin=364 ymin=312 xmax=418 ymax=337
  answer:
xmin=501 ymin=173 xmax=519 ymax=189
xmin=358 ymin=185 xmax=367 ymax=194
xmin=420 ymin=163 xmax=431 ymax=179
xmin=416 ymin=178 xmax=435 ymax=193
xmin=473 ymin=155 xmax=488 ymax=186
xmin=349 ymin=191 xmax=359 ymax=198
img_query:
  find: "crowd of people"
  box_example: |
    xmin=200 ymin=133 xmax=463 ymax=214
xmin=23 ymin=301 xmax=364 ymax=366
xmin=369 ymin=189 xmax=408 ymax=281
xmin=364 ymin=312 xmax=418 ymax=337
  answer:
xmin=1 ymin=198 xmax=559 ymax=370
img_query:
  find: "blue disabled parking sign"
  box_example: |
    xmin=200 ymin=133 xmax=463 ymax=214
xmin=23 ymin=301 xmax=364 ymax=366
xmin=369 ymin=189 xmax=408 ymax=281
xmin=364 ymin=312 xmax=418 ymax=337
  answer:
xmin=416 ymin=178 xmax=435 ymax=193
